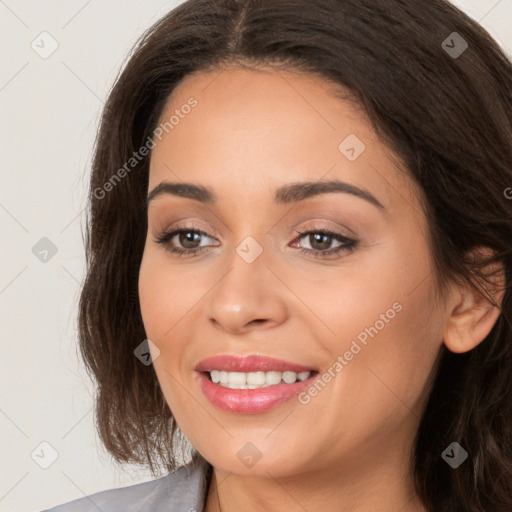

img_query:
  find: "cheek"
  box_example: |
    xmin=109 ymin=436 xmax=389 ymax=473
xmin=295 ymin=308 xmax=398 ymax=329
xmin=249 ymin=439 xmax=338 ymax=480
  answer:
xmin=138 ymin=252 xmax=197 ymax=423
xmin=289 ymin=247 xmax=416 ymax=351
xmin=309 ymin=231 xmax=441 ymax=405
xmin=138 ymin=247 xmax=198 ymax=342
xmin=138 ymin=250 xmax=189 ymax=373
xmin=138 ymin=252 xmax=166 ymax=336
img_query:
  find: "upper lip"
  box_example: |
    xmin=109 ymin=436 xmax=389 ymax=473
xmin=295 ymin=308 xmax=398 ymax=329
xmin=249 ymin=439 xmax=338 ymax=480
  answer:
xmin=195 ymin=354 xmax=317 ymax=373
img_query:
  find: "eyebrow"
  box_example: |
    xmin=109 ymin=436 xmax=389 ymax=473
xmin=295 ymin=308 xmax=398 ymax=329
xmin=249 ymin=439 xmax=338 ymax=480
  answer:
xmin=147 ymin=179 xmax=385 ymax=210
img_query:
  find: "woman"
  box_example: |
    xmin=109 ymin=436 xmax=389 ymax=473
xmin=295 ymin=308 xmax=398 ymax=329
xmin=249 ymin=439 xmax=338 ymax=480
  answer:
xmin=42 ymin=0 xmax=512 ymax=510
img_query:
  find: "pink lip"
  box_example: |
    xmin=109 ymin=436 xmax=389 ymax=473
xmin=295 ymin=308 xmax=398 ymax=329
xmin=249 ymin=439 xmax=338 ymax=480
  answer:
xmin=194 ymin=354 xmax=317 ymax=373
xmin=196 ymin=372 xmax=319 ymax=414
xmin=194 ymin=354 xmax=319 ymax=414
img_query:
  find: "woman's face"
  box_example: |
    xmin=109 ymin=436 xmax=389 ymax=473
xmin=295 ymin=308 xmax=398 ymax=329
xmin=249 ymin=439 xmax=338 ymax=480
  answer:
xmin=138 ymin=65 xmax=449 ymax=478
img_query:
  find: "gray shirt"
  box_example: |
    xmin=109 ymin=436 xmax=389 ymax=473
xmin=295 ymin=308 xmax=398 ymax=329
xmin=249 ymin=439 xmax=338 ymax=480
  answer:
xmin=41 ymin=455 xmax=212 ymax=512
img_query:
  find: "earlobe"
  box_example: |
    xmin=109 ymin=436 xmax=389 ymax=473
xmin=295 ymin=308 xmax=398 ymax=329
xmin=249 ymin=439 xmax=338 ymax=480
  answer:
xmin=443 ymin=253 xmax=505 ymax=354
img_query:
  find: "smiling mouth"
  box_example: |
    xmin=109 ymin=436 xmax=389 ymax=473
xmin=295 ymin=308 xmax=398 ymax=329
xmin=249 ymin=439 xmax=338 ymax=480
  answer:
xmin=202 ymin=370 xmax=319 ymax=389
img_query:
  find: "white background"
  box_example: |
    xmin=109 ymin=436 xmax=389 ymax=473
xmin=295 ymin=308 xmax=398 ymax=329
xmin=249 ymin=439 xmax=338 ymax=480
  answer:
xmin=1 ymin=1 xmax=511 ymax=511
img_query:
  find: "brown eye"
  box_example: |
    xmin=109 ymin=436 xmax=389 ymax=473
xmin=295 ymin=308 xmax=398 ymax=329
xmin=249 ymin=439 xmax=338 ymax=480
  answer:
xmin=154 ymin=226 xmax=217 ymax=257
xmin=178 ymin=231 xmax=202 ymax=249
xmin=292 ymin=228 xmax=358 ymax=259
xmin=307 ymin=232 xmax=335 ymax=251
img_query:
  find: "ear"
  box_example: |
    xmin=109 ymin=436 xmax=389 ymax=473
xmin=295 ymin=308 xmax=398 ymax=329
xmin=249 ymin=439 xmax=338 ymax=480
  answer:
xmin=443 ymin=247 xmax=506 ymax=354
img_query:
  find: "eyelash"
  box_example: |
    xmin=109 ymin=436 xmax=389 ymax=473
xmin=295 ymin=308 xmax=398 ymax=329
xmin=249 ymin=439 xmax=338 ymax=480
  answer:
xmin=154 ymin=224 xmax=358 ymax=259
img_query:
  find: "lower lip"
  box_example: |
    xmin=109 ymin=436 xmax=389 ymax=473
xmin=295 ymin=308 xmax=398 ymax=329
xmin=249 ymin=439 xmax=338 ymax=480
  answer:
xmin=197 ymin=372 xmax=318 ymax=414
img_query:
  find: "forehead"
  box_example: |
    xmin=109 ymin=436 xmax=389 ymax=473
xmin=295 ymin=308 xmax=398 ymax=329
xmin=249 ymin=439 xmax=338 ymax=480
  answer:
xmin=156 ymin=65 xmax=373 ymax=151
xmin=148 ymin=65 xmax=417 ymax=212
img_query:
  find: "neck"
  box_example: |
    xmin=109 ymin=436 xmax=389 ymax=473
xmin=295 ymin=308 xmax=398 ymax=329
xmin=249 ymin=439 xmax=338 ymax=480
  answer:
xmin=204 ymin=441 xmax=427 ymax=512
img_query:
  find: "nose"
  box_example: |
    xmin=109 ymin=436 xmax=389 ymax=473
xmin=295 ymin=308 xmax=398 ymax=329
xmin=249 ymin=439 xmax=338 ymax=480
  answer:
xmin=204 ymin=244 xmax=289 ymax=335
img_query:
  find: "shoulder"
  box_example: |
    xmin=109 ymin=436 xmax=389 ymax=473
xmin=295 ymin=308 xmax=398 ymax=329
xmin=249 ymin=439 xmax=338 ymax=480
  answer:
xmin=40 ymin=455 xmax=212 ymax=512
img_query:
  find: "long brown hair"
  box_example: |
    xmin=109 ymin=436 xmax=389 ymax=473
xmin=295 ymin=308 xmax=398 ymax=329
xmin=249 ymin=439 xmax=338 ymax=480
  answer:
xmin=78 ymin=1 xmax=512 ymax=509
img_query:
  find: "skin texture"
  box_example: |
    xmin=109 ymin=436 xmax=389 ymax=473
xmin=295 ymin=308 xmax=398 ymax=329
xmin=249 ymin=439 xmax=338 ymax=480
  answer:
xmin=138 ymin=65 xmax=503 ymax=512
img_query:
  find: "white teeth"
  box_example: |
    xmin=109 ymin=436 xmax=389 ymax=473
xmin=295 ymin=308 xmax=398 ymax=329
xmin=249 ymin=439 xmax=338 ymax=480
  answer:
xmin=247 ymin=371 xmax=266 ymax=386
xmin=207 ymin=370 xmax=312 ymax=389
xmin=282 ymin=371 xmax=297 ymax=384
xmin=228 ymin=372 xmax=246 ymax=386
xmin=297 ymin=371 xmax=310 ymax=381
xmin=266 ymin=371 xmax=282 ymax=386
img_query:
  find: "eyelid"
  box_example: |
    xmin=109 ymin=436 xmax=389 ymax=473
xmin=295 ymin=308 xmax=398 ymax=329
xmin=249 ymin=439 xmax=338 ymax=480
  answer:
xmin=154 ymin=224 xmax=219 ymax=246
xmin=154 ymin=219 xmax=220 ymax=239
xmin=293 ymin=219 xmax=354 ymax=235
